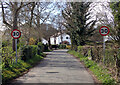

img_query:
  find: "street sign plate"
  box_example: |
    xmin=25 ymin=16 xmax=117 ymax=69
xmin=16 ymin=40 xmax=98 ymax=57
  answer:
xmin=11 ymin=29 xmax=21 ymax=39
xmin=99 ymin=26 xmax=110 ymax=36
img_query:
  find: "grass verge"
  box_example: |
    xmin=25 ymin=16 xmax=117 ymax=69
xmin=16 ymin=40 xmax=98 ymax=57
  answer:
xmin=68 ymin=50 xmax=117 ymax=85
xmin=2 ymin=54 xmax=44 ymax=83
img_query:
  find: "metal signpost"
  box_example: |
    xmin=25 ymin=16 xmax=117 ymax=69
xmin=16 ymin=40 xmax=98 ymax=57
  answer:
xmin=99 ymin=26 xmax=110 ymax=64
xmin=11 ymin=29 xmax=21 ymax=63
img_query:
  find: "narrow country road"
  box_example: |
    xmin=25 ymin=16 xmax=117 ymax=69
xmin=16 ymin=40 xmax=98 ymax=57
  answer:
xmin=12 ymin=49 xmax=94 ymax=84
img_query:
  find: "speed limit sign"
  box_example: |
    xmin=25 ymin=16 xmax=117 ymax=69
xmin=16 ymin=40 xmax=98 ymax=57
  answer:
xmin=11 ymin=29 xmax=21 ymax=63
xmin=11 ymin=29 xmax=21 ymax=39
xmin=99 ymin=26 xmax=110 ymax=65
xmin=99 ymin=26 xmax=110 ymax=36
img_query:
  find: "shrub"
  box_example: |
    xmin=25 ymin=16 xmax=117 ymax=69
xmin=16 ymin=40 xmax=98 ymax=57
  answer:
xmin=21 ymin=45 xmax=37 ymax=61
xmin=2 ymin=47 xmax=16 ymax=68
xmin=2 ymin=44 xmax=45 ymax=83
xmin=31 ymin=45 xmax=38 ymax=57
xmin=2 ymin=55 xmax=43 ymax=83
xmin=21 ymin=43 xmax=45 ymax=61
xmin=77 ymin=46 xmax=90 ymax=57
xmin=2 ymin=41 xmax=9 ymax=47
xmin=59 ymin=44 xmax=66 ymax=49
xmin=17 ymin=42 xmax=25 ymax=49
xmin=72 ymin=45 xmax=78 ymax=51
xmin=51 ymin=45 xmax=58 ymax=49
xmin=37 ymin=42 xmax=44 ymax=54
xmin=43 ymin=44 xmax=49 ymax=52
xmin=66 ymin=45 xmax=71 ymax=49
xmin=21 ymin=46 xmax=31 ymax=61
xmin=91 ymin=46 xmax=103 ymax=62
xmin=77 ymin=46 xmax=83 ymax=52
xmin=29 ymin=38 xmax=36 ymax=45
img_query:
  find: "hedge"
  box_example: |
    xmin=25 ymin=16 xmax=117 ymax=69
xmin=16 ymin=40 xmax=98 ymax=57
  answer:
xmin=21 ymin=43 xmax=45 ymax=61
xmin=59 ymin=44 xmax=66 ymax=49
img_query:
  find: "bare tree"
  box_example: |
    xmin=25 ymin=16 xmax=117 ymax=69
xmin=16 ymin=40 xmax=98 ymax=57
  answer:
xmin=1 ymin=2 xmax=63 ymax=48
xmin=33 ymin=2 xmax=58 ymax=42
xmin=1 ymin=2 xmax=32 ymax=51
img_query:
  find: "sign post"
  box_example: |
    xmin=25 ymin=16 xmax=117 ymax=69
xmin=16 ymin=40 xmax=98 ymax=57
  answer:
xmin=15 ymin=39 xmax=17 ymax=63
xmin=11 ymin=29 xmax=21 ymax=63
xmin=103 ymin=36 xmax=105 ymax=64
xmin=99 ymin=26 xmax=110 ymax=64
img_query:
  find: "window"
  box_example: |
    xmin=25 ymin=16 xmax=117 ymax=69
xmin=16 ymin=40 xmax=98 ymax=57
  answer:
xmin=66 ymin=37 xmax=69 ymax=39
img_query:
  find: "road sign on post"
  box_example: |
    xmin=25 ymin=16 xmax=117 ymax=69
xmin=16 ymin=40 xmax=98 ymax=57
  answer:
xmin=11 ymin=29 xmax=21 ymax=63
xmin=11 ymin=29 xmax=21 ymax=39
xmin=99 ymin=26 xmax=110 ymax=36
xmin=99 ymin=26 xmax=110 ymax=65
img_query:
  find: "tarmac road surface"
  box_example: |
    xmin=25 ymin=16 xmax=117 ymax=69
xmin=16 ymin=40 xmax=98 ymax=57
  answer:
xmin=11 ymin=49 xmax=94 ymax=84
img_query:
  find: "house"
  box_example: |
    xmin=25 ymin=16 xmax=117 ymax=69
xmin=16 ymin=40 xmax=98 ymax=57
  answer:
xmin=41 ymin=38 xmax=48 ymax=44
xmin=50 ymin=32 xmax=71 ymax=45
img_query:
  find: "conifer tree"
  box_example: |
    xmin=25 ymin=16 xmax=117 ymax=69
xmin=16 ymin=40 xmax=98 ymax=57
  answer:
xmin=62 ymin=2 xmax=96 ymax=47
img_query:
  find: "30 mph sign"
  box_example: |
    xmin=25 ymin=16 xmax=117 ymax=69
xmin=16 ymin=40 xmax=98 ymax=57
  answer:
xmin=99 ymin=26 xmax=110 ymax=65
xmin=11 ymin=29 xmax=21 ymax=39
xmin=11 ymin=29 xmax=21 ymax=63
xmin=99 ymin=26 xmax=110 ymax=36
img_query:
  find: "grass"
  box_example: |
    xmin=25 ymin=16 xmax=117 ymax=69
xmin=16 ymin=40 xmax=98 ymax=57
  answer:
xmin=68 ymin=50 xmax=117 ymax=85
xmin=2 ymin=54 xmax=44 ymax=83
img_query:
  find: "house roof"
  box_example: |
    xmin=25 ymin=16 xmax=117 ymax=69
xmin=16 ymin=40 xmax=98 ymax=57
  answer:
xmin=50 ymin=30 xmax=69 ymax=38
xmin=51 ymin=32 xmax=67 ymax=38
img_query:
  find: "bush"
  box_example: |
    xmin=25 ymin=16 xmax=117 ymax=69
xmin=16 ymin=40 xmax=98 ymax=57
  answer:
xmin=66 ymin=45 xmax=71 ymax=49
xmin=51 ymin=45 xmax=58 ymax=49
xmin=77 ymin=46 xmax=83 ymax=52
xmin=21 ymin=46 xmax=31 ymax=61
xmin=29 ymin=38 xmax=36 ymax=45
xmin=21 ymin=45 xmax=38 ymax=61
xmin=2 ymin=41 xmax=9 ymax=47
xmin=31 ymin=45 xmax=38 ymax=57
xmin=43 ymin=44 xmax=50 ymax=52
xmin=2 ymin=44 xmax=45 ymax=83
xmin=37 ymin=42 xmax=44 ymax=54
xmin=2 ymin=47 xmax=16 ymax=68
xmin=21 ymin=43 xmax=45 ymax=61
xmin=77 ymin=46 xmax=90 ymax=57
xmin=59 ymin=44 xmax=66 ymax=49
xmin=2 ymin=55 xmax=43 ymax=83
xmin=17 ymin=42 xmax=25 ymax=49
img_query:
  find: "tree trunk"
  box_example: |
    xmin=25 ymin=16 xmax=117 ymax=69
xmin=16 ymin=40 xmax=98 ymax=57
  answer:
xmin=48 ymin=38 xmax=51 ymax=49
xmin=12 ymin=6 xmax=19 ymax=51
xmin=60 ymin=29 xmax=63 ymax=44
xmin=116 ymin=56 xmax=120 ymax=82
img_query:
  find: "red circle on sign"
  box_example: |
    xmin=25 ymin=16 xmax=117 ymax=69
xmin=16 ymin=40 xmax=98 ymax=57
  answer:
xmin=11 ymin=29 xmax=21 ymax=39
xmin=99 ymin=26 xmax=110 ymax=36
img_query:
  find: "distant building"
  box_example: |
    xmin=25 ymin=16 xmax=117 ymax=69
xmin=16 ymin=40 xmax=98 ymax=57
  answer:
xmin=50 ymin=32 xmax=71 ymax=45
xmin=41 ymin=38 xmax=48 ymax=44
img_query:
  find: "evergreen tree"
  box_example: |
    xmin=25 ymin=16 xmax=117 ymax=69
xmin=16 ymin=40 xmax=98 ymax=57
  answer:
xmin=110 ymin=2 xmax=120 ymax=46
xmin=62 ymin=2 xmax=96 ymax=47
xmin=110 ymin=1 xmax=120 ymax=82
